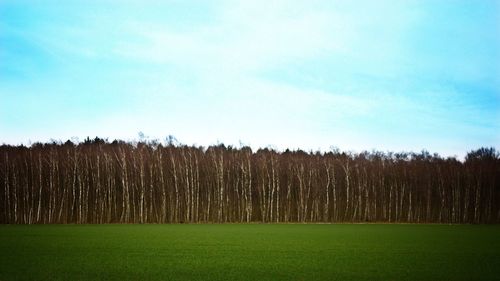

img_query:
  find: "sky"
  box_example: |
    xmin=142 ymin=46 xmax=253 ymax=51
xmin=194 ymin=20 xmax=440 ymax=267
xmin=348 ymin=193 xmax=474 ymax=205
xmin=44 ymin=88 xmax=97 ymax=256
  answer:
xmin=0 ymin=0 xmax=499 ymax=157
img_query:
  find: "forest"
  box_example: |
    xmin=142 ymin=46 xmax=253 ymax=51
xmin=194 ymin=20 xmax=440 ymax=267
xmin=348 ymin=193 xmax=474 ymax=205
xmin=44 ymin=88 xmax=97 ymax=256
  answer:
xmin=0 ymin=138 xmax=498 ymax=224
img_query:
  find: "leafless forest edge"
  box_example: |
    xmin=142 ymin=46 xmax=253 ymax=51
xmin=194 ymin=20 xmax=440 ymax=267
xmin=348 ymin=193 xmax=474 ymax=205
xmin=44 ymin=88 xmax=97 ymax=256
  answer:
xmin=1 ymin=138 xmax=498 ymax=224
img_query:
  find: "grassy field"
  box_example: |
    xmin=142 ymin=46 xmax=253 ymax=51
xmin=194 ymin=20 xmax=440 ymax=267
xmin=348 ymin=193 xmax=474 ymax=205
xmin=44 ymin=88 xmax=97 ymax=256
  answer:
xmin=0 ymin=224 xmax=499 ymax=281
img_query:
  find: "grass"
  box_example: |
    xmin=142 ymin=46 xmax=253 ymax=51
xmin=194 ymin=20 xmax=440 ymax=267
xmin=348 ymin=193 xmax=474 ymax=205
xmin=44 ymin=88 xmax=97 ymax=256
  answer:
xmin=0 ymin=224 xmax=499 ymax=281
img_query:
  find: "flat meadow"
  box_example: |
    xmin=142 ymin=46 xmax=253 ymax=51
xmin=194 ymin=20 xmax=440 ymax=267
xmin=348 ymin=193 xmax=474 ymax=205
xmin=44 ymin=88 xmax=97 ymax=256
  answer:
xmin=1 ymin=224 xmax=499 ymax=280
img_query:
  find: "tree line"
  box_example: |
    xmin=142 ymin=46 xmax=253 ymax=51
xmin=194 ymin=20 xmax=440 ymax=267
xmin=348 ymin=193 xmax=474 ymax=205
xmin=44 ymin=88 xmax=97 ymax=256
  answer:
xmin=0 ymin=138 xmax=498 ymax=224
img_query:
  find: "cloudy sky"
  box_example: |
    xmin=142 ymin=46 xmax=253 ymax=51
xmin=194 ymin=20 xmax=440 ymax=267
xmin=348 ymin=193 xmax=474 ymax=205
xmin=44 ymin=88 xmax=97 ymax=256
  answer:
xmin=1 ymin=0 xmax=499 ymax=157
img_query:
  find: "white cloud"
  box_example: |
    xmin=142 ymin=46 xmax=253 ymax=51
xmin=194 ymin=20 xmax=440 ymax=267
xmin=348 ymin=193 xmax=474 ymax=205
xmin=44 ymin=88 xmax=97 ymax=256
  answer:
xmin=112 ymin=1 xmax=352 ymax=75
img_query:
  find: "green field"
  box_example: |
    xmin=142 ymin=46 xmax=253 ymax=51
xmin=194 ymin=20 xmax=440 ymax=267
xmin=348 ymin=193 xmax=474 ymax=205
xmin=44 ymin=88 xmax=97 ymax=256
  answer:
xmin=1 ymin=224 xmax=499 ymax=281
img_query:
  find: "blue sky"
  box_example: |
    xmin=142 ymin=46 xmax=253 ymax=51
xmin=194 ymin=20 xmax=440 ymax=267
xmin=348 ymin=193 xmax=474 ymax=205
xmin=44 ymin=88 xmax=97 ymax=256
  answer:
xmin=1 ymin=0 xmax=499 ymax=157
